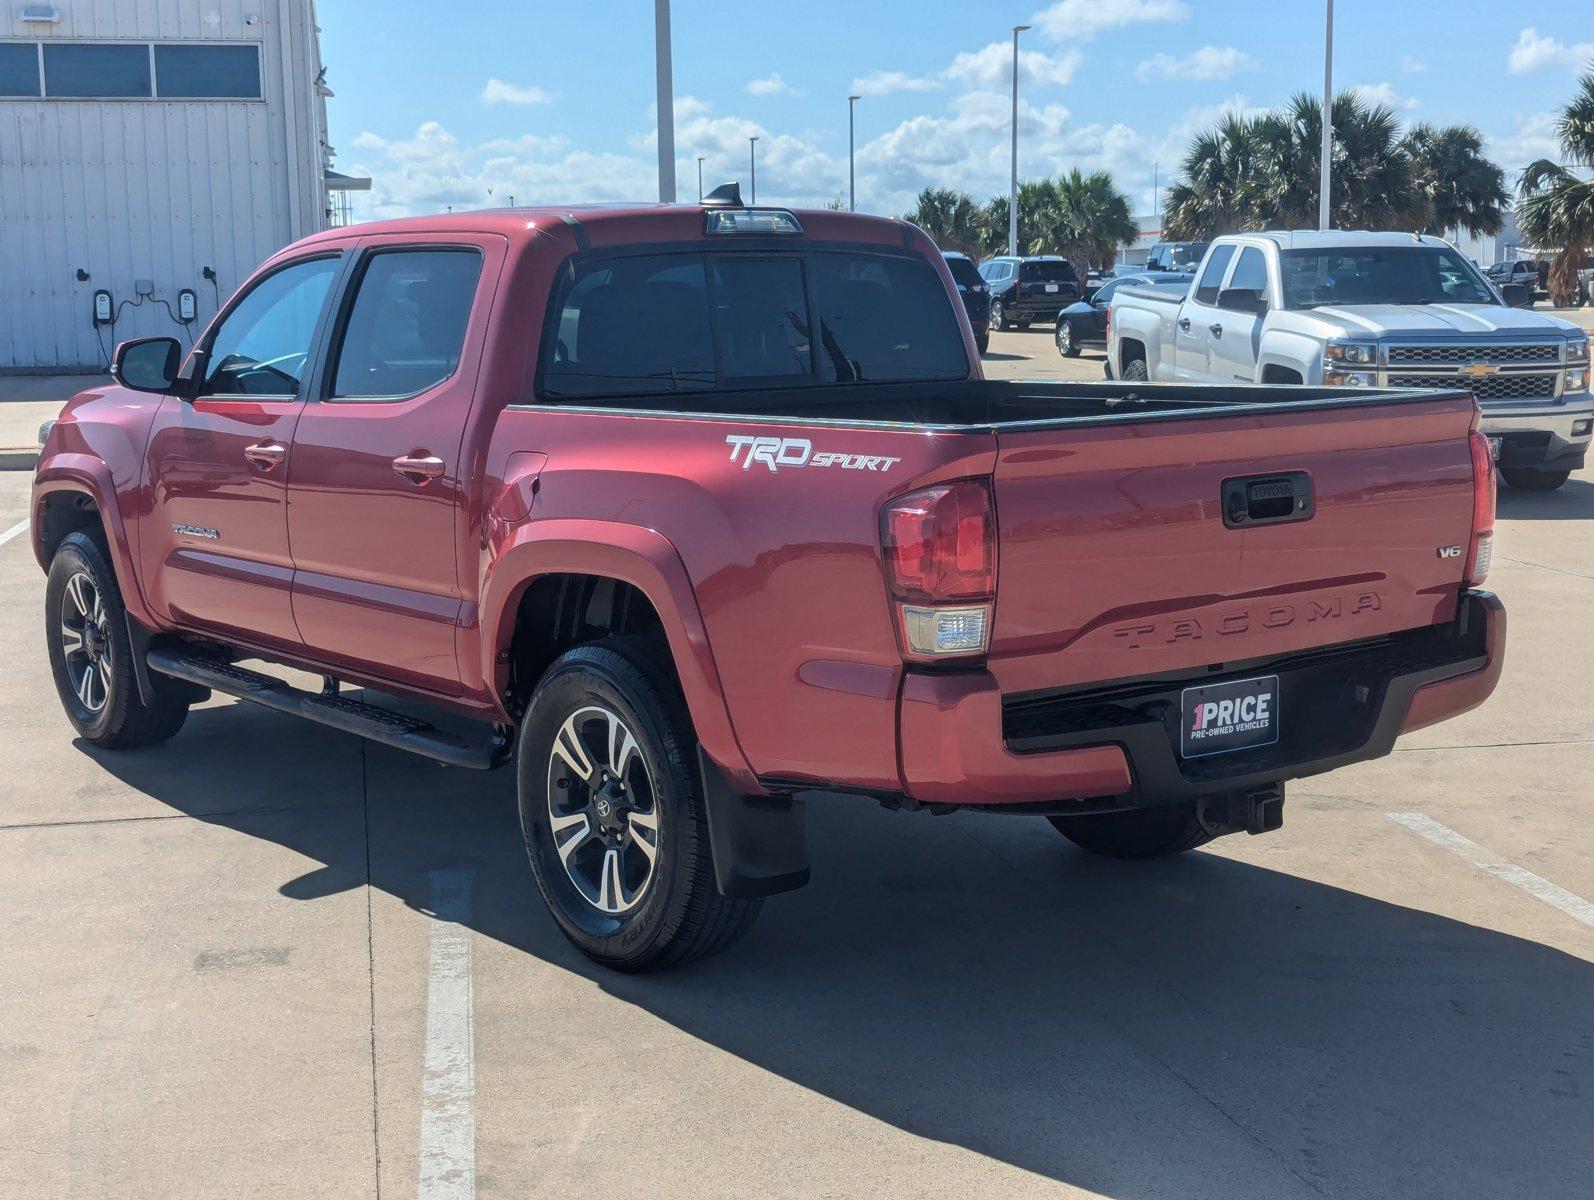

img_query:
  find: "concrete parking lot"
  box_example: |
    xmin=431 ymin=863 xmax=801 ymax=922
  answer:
xmin=2 ymin=335 xmax=1592 ymax=1199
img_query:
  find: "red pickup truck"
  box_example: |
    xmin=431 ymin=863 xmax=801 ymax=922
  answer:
xmin=32 ymin=191 xmax=1504 ymax=971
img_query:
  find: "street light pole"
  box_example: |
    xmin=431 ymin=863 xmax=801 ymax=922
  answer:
xmin=749 ymin=136 xmax=759 ymax=204
xmin=1009 ymin=23 xmax=1030 ymax=256
xmin=1319 ymin=0 xmax=1333 ymax=230
xmin=654 ymin=0 xmax=675 ymax=203
xmin=848 ymin=94 xmax=860 ymax=211
xmin=696 ymin=156 xmax=705 ymax=203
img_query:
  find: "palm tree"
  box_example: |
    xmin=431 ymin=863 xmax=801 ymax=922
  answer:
xmin=1047 ymin=168 xmax=1138 ymax=269
xmin=1164 ymin=94 xmax=1501 ymax=238
xmin=1516 ymin=69 xmax=1594 ymax=306
xmin=903 ymin=187 xmax=985 ymax=258
xmin=1403 ymin=123 xmax=1507 ymax=236
xmin=979 ymin=182 xmax=1056 ymax=257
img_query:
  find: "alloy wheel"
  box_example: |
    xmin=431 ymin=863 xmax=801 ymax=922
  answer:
xmin=1057 ymin=320 xmax=1073 ymax=355
xmin=60 ymin=571 xmax=111 ymax=714
xmin=545 ymin=705 xmax=661 ymax=915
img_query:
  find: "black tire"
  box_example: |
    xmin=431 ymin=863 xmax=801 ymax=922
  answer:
xmin=1122 ymin=358 xmax=1149 ymax=381
xmin=1016 ymin=317 xmax=1032 ymax=330
xmin=517 ymin=639 xmax=761 ymax=971
xmin=1500 ymin=467 xmax=1572 ymax=491
xmin=1048 ymin=802 xmax=1213 ymax=860
xmin=1056 ymin=319 xmax=1081 ymax=357
xmin=989 ymin=298 xmax=1006 ymax=331
xmin=45 ymin=531 xmax=189 ymax=749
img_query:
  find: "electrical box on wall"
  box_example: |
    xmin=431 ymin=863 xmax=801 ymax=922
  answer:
xmin=92 ymin=290 xmax=113 ymax=326
xmin=177 ymin=289 xmax=198 ymax=323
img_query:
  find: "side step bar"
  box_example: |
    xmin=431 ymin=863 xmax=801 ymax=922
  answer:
xmin=146 ymin=648 xmax=502 ymax=770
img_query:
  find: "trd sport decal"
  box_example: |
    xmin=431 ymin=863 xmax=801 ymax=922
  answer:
xmin=725 ymin=434 xmax=900 ymax=474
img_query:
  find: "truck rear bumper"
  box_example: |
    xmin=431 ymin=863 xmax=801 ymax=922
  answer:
xmin=898 ymin=591 xmax=1503 ymax=809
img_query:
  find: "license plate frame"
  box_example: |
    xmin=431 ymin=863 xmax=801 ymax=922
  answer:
xmin=1180 ymin=674 xmax=1281 ymax=759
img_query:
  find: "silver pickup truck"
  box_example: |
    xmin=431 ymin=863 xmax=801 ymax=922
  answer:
xmin=1108 ymin=231 xmax=1592 ymax=491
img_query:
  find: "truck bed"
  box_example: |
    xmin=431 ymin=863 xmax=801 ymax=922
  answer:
xmin=526 ymin=378 xmax=1466 ymax=431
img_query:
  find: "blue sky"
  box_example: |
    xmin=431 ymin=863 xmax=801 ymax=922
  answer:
xmin=321 ymin=0 xmax=1593 ymax=222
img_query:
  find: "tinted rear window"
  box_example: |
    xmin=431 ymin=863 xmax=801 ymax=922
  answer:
xmin=541 ymin=249 xmax=968 ymax=398
xmin=944 ymin=257 xmax=982 ymax=288
xmin=1021 ymin=261 xmax=1077 ymax=282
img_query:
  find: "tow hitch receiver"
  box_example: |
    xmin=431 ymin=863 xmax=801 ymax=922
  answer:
xmin=1200 ymin=783 xmax=1286 ymax=837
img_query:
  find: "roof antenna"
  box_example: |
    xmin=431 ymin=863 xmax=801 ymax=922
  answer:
xmin=703 ymin=181 xmax=743 ymax=208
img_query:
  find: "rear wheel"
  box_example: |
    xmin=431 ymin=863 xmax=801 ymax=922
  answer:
xmin=989 ymin=298 xmax=1007 ymax=331
xmin=1501 ymin=467 xmax=1572 ymax=491
xmin=1016 ymin=317 xmax=1032 ymax=330
xmin=1055 ymin=319 xmax=1080 ymax=357
xmin=975 ymin=330 xmax=990 ymax=355
xmin=517 ymin=639 xmax=760 ymax=971
xmin=1121 ymin=357 xmax=1149 ymax=381
xmin=45 ymin=532 xmax=189 ymax=748
xmin=1048 ymin=803 xmax=1213 ymax=860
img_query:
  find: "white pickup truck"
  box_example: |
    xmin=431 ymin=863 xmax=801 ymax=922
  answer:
xmin=1108 ymin=231 xmax=1592 ymax=490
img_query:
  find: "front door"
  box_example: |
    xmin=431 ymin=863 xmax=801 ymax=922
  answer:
xmin=1208 ymin=245 xmax=1267 ymax=383
xmin=286 ymin=237 xmax=500 ymax=695
xmin=141 ymin=253 xmax=345 ymax=648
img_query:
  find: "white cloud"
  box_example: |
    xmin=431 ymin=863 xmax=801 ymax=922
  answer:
xmin=1401 ymin=55 xmax=1427 ymax=73
xmin=945 ymin=42 xmax=1082 ymax=89
xmin=479 ymin=78 xmax=551 ymax=106
xmin=1030 ymin=0 xmax=1187 ymax=42
xmin=849 ymin=69 xmax=942 ymax=97
xmin=1134 ymin=45 xmax=1256 ymax=82
xmin=1349 ymin=82 xmax=1420 ymax=112
xmin=1487 ymin=111 xmax=1563 ymax=169
xmin=746 ymin=73 xmax=803 ymax=97
xmin=1507 ymin=28 xmax=1594 ymax=74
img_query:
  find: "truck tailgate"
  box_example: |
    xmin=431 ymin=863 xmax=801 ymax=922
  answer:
xmin=989 ymin=392 xmax=1479 ymax=696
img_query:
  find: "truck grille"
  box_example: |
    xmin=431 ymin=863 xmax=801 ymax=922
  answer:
xmin=1398 ymin=373 xmax=1559 ymax=400
xmin=1387 ymin=343 xmax=1560 ymax=364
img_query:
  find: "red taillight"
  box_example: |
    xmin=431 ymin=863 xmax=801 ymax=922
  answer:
xmin=881 ymin=480 xmax=996 ymax=660
xmin=1466 ymin=428 xmax=1495 ymax=586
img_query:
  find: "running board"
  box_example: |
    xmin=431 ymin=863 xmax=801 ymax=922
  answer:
xmin=145 ymin=648 xmax=502 ymax=769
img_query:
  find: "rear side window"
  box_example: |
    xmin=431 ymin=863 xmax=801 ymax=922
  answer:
xmin=330 ymin=249 xmax=482 ymax=400
xmin=541 ymin=249 xmax=968 ymax=399
xmin=1194 ymin=244 xmax=1236 ymax=305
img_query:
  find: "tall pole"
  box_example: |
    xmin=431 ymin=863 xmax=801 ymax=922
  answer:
xmin=749 ymin=136 xmax=759 ymax=204
xmin=1153 ymin=161 xmax=1159 ymax=229
xmin=696 ymin=156 xmax=705 ymax=203
xmin=848 ymin=95 xmax=860 ymax=211
xmin=1009 ymin=24 xmax=1030 ymax=256
xmin=654 ymin=0 xmax=675 ymax=203
xmin=1319 ymin=0 xmax=1333 ymax=229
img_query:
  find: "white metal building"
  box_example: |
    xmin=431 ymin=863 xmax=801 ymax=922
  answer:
xmin=0 ymin=0 xmax=363 ymax=371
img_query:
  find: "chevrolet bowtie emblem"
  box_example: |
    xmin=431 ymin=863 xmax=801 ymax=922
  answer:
xmin=1459 ymin=362 xmax=1499 ymax=378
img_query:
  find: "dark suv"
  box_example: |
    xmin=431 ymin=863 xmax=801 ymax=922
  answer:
xmin=942 ymin=252 xmax=991 ymax=353
xmin=978 ymin=256 xmax=1081 ymax=330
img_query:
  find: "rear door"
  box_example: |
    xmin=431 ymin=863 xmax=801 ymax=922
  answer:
xmin=141 ymin=251 xmax=346 ymax=648
xmin=1173 ymin=243 xmax=1234 ymax=380
xmin=285 ymin=234 xmax=503 ymax=694
xmin=986 ymin=393 xmax=1480 ymax=698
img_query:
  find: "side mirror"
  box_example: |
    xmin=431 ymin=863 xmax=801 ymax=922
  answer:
xmin=112 ymin=336 xmax=184 ymax=395
xmin=1217 ymin=287 xmax=1267 ymax=315
xmin=1499 ymin=283 xmax=1532 ymax=308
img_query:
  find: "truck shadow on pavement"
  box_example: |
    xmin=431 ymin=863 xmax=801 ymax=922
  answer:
xmin=1496 ymin=477 xmax=1594 ymax=521
xmin=83 ymin=714 xmax=1594 ymax=1200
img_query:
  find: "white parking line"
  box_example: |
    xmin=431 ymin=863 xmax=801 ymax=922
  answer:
xmin=0 ymin=518 xmax=29 ymax=548
xmin=1387 ymin=813 xmax=1594 ymax=928
xmin=418 ymin=869 xmax=477 ymax=1200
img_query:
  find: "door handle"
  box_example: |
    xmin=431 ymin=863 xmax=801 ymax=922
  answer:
xmin=1177 ymin=317 xmax=1191 ymax=331
xmin=244 ymin=441 xmax=287 ymax=470
xmin=1209 ymin=323 xmax=1224 ymax=337
xmin=393 ymin=454 xmax=445 ymax=485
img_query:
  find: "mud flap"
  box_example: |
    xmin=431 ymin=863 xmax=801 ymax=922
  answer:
xmin=698 ymin=747 xmax=810 ymax=898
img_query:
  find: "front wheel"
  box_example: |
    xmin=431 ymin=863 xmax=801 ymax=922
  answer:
xmin=1500 ymin=467 xmax=1572 ymax=491
xmin=45 ymin=532 xmax=189 ymax=748
xmin=1121 ymin=358 xmax=1149 ymax=381
xmin=1048 ymin=803 xmax=1213 ymax=860
xmin=1055 ymin=319 xmax=1080 ymax=357
xmin=517 ymin=640 xmax=761 ymax=971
